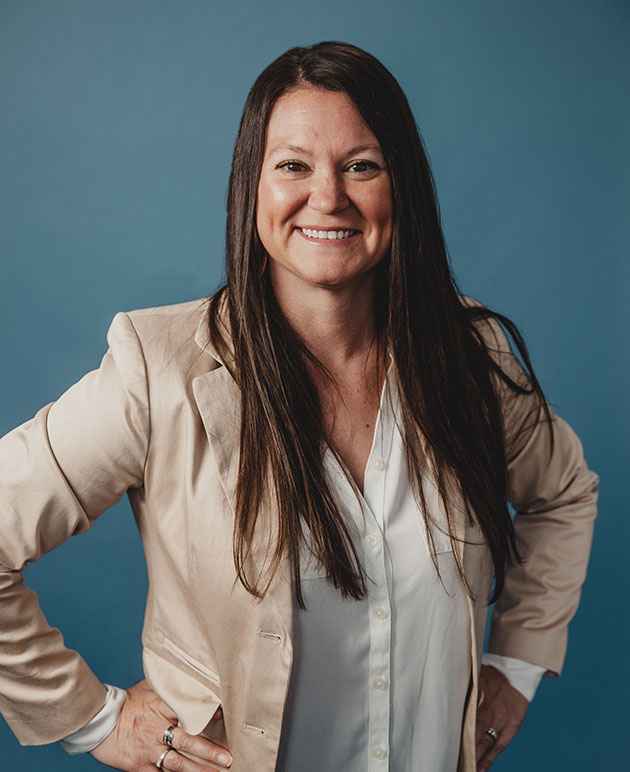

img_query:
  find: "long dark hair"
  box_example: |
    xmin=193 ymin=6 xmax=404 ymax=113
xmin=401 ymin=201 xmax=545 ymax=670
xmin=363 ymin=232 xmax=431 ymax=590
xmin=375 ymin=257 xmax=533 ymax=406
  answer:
xmin=201 ymin=40 xmax=554 ymax=610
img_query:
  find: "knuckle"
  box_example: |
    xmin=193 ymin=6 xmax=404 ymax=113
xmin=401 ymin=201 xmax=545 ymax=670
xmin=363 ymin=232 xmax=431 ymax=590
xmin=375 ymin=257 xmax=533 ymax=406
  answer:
xmin=176 ymin=732 xmax=192 ymax=752
xmin=169 ymin=752 xmax=184 ymax=771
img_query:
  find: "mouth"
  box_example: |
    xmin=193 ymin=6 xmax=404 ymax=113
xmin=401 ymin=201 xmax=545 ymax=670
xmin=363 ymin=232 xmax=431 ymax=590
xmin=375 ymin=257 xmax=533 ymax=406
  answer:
xmin=295 ymin=226 xmax=361 ymax=245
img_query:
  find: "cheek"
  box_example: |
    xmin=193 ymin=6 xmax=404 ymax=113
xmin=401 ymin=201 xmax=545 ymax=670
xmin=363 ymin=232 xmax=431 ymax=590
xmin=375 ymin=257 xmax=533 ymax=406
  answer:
xmin=364 ymin=184 xmax=393 ymax=230
xmin=370 ymin=208 xmax=393 ymax=240
xmin=259 ymin=177 xmax=295 ymax=213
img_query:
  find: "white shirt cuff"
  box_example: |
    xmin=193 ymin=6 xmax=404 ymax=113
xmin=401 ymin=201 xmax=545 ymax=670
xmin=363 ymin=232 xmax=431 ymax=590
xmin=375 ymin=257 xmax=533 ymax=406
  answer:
xmin=481 ymin=653 xmax=547 ymax=702
xmin=59 ymin=683 xmax=128 ymax=755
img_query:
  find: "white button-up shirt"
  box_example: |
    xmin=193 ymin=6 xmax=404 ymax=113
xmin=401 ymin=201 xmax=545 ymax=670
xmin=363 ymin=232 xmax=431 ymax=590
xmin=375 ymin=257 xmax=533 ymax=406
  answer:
xmin=61 ymin=357 xmax=546 ymax=767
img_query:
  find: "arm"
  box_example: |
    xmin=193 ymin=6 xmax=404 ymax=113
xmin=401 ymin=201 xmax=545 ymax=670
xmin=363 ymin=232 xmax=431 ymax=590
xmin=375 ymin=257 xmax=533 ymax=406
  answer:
xmin=480 ymin=313 xmax=600 ymax=678
xmin=0 ymin=311 xmax=150 ymax=745
xmin=59 ymin=684 xmax=128 ymax=755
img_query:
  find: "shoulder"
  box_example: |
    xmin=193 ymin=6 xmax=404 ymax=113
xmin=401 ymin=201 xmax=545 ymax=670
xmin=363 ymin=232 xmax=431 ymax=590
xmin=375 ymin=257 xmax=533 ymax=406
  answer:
xmin=108 ymin=295 xmax=217 ymax=375
xmin=123 ymin=296 xmax=209 ymax=341
xmin=458 ymin=292 xmax=511 ymax=355
xmin=124 ymin=295 xmax=211 ymax=352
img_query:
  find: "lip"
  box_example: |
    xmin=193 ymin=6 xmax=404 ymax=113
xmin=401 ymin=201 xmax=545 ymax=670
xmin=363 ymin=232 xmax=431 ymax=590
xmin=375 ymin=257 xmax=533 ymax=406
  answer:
xmin=295 ymin=227 xmax=361 ymax=246
xmin=296 ymin=226 xmax=361 ymax=232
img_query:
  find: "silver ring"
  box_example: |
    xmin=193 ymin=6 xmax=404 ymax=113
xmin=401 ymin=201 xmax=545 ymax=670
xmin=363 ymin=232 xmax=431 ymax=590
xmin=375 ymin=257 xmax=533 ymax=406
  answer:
xmin=156 ymin=747 xmax=173 ymax=769
xmin=485 ymin=727 xmax=499 ymax=743
xmin=162 ymin=724 xmax=176 ymax=746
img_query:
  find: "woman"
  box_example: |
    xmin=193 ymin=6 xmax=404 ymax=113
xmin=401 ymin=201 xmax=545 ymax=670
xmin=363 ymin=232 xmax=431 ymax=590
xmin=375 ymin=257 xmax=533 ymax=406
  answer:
xmin=0 ymin=41 xmax=599 ymax=772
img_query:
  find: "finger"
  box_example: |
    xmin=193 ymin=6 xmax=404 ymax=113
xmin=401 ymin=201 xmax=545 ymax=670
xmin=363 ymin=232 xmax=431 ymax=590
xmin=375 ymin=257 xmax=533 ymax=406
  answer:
xmin=476 ymin=735 xmax=508 ymax=771
xmin=165 ymin=726 xmax=232 ymax=769
xmin=160 ymin=746 xmax=230 ymax=772
xmin=475 ymin=701 xmax=507 ymax=756
xmin=476 ymin=731 xmax=498 ymax=769
xmin=477 ymin=722 xmax=520 ymax=771
xmin=475 ymin=713 xmax=504 ymax=766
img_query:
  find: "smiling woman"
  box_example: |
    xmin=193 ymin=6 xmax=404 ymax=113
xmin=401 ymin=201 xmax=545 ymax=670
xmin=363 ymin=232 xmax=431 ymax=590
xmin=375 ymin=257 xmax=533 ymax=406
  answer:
xmin=0 ymin=39 xmax=598 ymax=772
xmin=255 ymin=85 xmax=393 ymax=289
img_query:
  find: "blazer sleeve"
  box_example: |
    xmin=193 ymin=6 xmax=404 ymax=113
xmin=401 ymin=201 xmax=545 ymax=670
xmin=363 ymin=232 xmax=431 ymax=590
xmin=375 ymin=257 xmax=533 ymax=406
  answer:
xmin=0 ymin=311 xmax=150 ymax=746
xmin=479 ymin=312 xmax=600 ymax=679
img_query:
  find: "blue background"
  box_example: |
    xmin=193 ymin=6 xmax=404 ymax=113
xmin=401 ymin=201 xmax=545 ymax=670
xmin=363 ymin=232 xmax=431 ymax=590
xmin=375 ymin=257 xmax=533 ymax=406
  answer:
xmin=1 ymin=1 xmax=627 ymax=769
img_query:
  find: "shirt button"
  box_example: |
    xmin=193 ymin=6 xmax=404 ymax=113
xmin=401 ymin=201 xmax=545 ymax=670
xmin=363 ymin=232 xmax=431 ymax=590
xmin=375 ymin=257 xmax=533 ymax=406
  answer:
xmin=371 ymin=746 xmax=388 ymax=760
xmin=372 ymin=676 xmax=388 ymax=689
xmin=366 ymin=533 xmax=379 ymax=547
xmin=374 ymin=606 xmax=389 ymax=620
xmin=372 ymin=458 xmax=386 ymax=471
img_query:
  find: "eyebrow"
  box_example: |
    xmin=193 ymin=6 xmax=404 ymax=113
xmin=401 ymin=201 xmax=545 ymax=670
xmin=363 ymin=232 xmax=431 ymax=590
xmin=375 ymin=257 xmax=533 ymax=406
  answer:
xmin=268 ymin=142 xmax=383 ymax=158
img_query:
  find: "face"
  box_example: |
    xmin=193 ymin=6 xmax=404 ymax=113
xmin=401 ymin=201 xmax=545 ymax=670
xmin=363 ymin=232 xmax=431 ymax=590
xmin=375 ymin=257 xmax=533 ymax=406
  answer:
xmin=256 ymin=86 xmax=393 ymax=291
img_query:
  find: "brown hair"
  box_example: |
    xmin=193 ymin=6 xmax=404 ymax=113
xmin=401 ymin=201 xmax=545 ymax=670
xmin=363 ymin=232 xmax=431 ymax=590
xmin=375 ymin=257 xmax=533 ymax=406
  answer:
xmin=201 ymin=40 xmax=554 ymax=610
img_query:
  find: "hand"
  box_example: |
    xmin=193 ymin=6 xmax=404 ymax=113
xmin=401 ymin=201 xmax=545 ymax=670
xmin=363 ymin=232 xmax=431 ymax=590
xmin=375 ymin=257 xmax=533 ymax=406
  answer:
xmin=89 ymin=678 xmax=232 ymax=771
xmin=475 ymin=664 xmax=529 ymax=770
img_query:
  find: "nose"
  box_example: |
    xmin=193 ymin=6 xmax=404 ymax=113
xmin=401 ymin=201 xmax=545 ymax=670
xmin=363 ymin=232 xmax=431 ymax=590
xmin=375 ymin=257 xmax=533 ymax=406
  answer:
xmin=307 ymin=170 xmax=350 ymax=213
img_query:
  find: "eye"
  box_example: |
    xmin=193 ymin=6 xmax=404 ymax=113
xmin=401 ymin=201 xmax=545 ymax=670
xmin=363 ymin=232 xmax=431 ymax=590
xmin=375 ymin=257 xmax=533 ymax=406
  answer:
xmin=347 ymin=160 xmax=379 ymax=173
xmin=275 ymin=160 xmax=380 ymax=174
xmin=276 ymin=161 xmax=307 ymax=173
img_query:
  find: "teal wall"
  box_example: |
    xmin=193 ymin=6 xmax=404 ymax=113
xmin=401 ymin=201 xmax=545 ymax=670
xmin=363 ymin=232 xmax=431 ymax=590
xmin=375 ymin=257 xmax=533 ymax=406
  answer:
xmin=1 ymin=1 xmax=627 ymax=769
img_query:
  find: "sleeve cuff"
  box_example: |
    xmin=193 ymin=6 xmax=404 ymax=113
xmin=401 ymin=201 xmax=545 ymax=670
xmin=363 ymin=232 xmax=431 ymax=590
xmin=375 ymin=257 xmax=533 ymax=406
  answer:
xmin=482 ymin=652 xmax=547 ymax=702
xmin=59 ymin=683 xmax=128 ymax=755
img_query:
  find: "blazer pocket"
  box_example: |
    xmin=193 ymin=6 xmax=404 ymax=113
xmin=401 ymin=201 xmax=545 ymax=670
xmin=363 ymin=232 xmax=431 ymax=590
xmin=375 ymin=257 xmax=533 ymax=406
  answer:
xmin=142 ymin=640 xmax=222 ymax=736
xmin=158 ymin=632 xmax=222 ymax=688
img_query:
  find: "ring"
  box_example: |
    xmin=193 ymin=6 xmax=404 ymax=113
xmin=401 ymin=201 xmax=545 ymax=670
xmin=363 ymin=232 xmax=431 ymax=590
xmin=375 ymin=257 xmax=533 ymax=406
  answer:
xmin=156 ymin=748 xmax=173 ymax=769
xmin=485 ymin=727 xmax=499 ymax=743
xmin=162 ymin=724 xmax=177 ymax=746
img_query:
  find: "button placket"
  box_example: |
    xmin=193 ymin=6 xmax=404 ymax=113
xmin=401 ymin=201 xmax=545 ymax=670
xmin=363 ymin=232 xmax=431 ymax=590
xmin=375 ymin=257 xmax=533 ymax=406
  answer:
xmin=365 ymin=369 xmax=394 ymax=771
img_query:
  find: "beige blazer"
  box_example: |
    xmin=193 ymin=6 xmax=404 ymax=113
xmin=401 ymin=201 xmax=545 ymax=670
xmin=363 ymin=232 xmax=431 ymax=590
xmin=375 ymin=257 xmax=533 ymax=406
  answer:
xmin=0 ymin=293 xmax=599 ymax=771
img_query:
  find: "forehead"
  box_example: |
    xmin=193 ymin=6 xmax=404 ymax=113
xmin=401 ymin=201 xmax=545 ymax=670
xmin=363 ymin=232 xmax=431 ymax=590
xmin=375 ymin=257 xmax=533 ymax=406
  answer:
xmin=264 ymin=87 xmax=381 ymax=154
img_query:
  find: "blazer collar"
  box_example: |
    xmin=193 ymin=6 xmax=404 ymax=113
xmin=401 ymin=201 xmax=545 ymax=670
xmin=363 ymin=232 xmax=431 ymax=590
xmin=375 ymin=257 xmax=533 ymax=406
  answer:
xmin=193 ymin=292 xmax=232 ymax=367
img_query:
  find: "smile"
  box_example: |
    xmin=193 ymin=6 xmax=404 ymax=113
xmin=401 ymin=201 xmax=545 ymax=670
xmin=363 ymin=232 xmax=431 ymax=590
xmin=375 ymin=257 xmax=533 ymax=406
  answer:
xmin=296 ymin=227 xmax=361 ymax=245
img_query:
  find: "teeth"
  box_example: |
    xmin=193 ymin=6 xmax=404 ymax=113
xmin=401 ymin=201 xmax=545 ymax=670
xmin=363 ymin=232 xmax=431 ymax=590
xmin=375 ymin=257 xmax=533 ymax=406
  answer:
xmin=301 ymin=228 xmax=357 ymax=240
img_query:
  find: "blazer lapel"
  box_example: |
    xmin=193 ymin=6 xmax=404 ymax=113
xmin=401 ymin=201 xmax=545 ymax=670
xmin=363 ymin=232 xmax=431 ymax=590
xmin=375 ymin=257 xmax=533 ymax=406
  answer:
xmin=191 ymin=298 xmax=294 ymax=641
